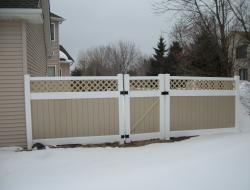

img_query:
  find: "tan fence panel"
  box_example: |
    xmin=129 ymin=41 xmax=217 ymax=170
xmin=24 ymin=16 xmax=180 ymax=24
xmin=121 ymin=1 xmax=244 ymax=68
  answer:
xmin=31 ymin=98 xmax=119 ymax=139
xmin=170 ymin=96 xmax=235 ymax=131
xmin=130 ymin=97 xmax=160 ymax=134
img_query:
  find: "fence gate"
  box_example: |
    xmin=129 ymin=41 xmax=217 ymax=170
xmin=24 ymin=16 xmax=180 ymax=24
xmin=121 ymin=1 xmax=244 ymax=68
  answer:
xmin=122 ymin=74 xmax=170 ymax=143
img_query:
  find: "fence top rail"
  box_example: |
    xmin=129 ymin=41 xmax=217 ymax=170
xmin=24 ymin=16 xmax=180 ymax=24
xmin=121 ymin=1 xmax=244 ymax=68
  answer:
xmin=30 ymin=76 xmax=119 ymax=81
xmin=170 ymin=76 xmax=235 ymax=81
xmin=29 ymin=75 xmax=236 ymax=81
xmin=129 ymin=76 xmax=159 ymax=80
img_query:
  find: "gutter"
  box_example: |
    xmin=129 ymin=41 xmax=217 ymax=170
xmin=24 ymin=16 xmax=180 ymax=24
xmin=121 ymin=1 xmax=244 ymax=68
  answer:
xmin=40 ymin=0 xmax=52 ymax=58
xmin=51 ymin=16 xmax=65 ymax=23
xmin=0 ymin=9 xmax=43 ymax=23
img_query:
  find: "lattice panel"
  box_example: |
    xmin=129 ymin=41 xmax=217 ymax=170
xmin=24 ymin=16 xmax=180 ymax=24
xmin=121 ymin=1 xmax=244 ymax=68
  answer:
xmin=130 ymin=79 xmax=159 ymax=91
xmin=31 ymin=80 xmax=118 ymax=92
xmin=70 ymin=80 xmax=118 ymax=92
xmin=170 ymin=79 xmax=235 ymax=90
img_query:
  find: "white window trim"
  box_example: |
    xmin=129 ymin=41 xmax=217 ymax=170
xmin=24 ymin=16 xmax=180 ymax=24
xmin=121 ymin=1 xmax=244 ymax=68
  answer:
xmin=51 ymin=23 xmax=55 ymax=41
xmin=48 ymin=65 xmax=57 ymax=76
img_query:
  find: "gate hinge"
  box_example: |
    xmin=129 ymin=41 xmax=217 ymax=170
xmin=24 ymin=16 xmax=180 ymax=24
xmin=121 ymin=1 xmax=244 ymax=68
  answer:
xmin=121 ymin=134 xmax=130 ymax=139
xmin=120 ymin=91 xmax=128 ymax=95
xmin=161 ymin=91 xmax=169 ymax=95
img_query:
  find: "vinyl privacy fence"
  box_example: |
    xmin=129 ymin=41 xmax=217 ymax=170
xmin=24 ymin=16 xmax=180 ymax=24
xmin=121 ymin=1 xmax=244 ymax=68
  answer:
xmin=24 ymin=74 xmax=240 ymax=149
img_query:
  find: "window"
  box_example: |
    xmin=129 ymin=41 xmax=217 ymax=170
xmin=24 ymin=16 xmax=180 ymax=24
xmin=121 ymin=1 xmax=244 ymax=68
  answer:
xmin=48 ymin=66 xmax=56 ymax=76
xmin=59 ymin=69 xmax=62 ymax=76
xmin=236 ymin=45 xmax=248 ymax=59
xmin=50 ymin=23 xmax=55 ymax=41
xmin=239 ymin=69 xmax=248 ymax=80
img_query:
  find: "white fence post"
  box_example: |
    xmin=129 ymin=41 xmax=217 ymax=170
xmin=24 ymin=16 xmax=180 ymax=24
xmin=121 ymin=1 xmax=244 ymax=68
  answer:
xmin=117 ymin=74 xmax=125 ymax=144
xmin=159 ymin=74 xmax=165 ymax=140
xmin=24 ymin=75 xmax=32 ymax=150
xmin=234 ymin=76 xmax=240 ymax=131
xmin=124 ymin=74 xmax=131 ymax=143
xmin=165 ymin=74 xmax=171 ymax=140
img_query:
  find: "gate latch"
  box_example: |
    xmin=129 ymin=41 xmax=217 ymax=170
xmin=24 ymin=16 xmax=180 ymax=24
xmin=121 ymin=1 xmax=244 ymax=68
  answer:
xmin=120 ymin=91 xmax=128 ymax=95
xmin=161 ymin=91 xmax=169 ymax=95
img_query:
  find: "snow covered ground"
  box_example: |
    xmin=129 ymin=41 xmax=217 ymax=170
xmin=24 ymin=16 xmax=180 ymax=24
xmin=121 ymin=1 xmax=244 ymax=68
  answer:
xmin=239 ymin=81 xmax=250 ymax=132
xmin=0 ymin=82 xmax=250 ymax=190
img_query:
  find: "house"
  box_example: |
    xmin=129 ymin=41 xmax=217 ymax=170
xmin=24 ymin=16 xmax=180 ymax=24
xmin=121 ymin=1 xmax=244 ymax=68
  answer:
xmin=229 ymin=32 xmax=250 ymax=81
xmin=48 ymin=12 xmax=73 ymax=76
xmin=0 ymin=0 xmax=52 ymax=147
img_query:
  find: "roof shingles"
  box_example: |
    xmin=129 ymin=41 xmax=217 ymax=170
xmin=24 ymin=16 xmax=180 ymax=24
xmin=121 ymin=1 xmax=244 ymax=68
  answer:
xmin=0 ymin=0 xmax=40 ymax=8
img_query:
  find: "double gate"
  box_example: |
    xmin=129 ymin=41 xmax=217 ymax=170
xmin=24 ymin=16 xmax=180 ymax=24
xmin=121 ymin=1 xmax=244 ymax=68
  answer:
xmin=24 ymin=74 xmax=239 ymax=149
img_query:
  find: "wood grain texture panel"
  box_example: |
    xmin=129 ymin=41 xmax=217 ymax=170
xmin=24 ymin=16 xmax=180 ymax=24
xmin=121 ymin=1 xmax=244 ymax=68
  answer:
xmin=31 ymin=98 xmax=119 ymax=139
xmin=170 ymin=96 xmax=235 ymax=131
xmin=130 ymin=97 xmax=160 ymax=134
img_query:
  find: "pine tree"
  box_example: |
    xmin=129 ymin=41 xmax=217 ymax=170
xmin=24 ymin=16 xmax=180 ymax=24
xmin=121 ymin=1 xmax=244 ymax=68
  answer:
xmin=189 ymin=30 xmax=223 ymax=76
xmin=153 ymin=36 xmax=167 ymax=60
xmin=148 ymin=36 xmax=168 ymax=75
xmin=165 ymin=41 xmax=183 ymax=75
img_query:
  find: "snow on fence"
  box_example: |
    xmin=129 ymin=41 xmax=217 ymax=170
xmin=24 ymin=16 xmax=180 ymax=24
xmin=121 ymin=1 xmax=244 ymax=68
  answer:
xmin=24 ymin=74 xmax=240 ymax=149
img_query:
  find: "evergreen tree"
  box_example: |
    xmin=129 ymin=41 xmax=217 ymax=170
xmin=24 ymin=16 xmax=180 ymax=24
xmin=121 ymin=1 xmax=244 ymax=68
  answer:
xmin=165 ymin=41 xmax=183 ymax=75
xmin=148 ymin=36 xmax=167 ymax=75
xmin=189 ymin=30 xmax=223 ymax=76
xmin=153 ymin=36 xmax=167 ymax=60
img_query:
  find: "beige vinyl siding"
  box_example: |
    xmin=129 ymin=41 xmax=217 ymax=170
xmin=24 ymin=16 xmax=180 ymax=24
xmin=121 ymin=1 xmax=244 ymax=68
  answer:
xmin=130 ymin=97 xmax=160 ymax=134
xmin=0 ymin=21 xmax=26 ymax=147
xmin=26 ymin=23 xmax=47 ymax=76
xmin=31 ymin=98 xmax=119 ymax=139
xmin=170 ymin=96 xmax=235 ymax=131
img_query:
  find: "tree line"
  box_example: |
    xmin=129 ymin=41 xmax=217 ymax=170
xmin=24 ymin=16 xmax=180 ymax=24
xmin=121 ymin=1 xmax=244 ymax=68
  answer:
xmin=72 ymin=41 xmax=149 ymax=76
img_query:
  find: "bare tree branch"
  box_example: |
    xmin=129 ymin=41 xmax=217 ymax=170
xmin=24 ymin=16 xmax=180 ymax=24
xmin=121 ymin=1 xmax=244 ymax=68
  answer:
xmin=77 ymin=41 xmax=142 ymax=75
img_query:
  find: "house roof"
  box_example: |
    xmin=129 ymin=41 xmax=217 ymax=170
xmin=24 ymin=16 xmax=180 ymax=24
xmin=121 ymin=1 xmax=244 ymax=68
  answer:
xmin=50 ymin=12 xmax=62 ymax=19
xmin=50 ymin=12 xmax=64 ymax=22
xmin=0 ymin=0 xmax=40 ymax=8
xmin=59 ymin=45 xmax=74 ymax=62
